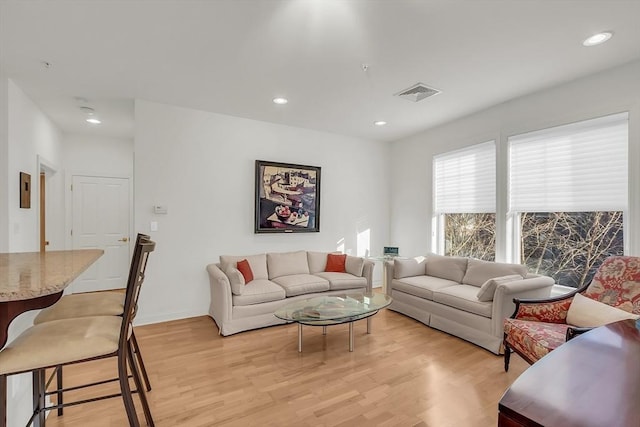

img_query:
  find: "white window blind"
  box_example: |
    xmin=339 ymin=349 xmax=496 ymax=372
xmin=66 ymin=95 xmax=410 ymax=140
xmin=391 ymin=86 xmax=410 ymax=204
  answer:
xmin=509 ymin=112 xmax=628 ymax=212
xmin=434 ymin=141 xmax=496 ymax=213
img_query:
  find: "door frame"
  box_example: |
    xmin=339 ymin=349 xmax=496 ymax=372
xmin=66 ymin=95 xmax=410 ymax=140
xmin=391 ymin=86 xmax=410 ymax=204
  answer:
xmin=37 ymin=155 xmax=58 ymax=251
xmin=65 ymin=171 xmax=134 ymax=255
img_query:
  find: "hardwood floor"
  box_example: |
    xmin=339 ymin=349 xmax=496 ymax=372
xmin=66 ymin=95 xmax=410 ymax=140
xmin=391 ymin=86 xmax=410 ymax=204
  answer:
xmin=44 ymin=310 xmax=528 ymax=426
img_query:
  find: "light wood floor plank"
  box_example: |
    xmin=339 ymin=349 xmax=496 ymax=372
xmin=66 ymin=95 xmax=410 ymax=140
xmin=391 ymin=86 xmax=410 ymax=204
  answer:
xmin=41 ymin=309 xmax=527 ymax=426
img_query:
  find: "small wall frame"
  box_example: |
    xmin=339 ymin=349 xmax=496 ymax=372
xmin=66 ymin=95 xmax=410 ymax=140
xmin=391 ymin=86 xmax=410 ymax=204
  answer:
xmin=20 ymin=172 xmax=31 ymax=209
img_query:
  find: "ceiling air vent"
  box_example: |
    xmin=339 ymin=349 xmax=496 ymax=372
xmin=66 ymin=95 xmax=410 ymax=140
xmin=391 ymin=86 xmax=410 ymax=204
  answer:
xmin=394 ymin=83 xmax=441 ymax=102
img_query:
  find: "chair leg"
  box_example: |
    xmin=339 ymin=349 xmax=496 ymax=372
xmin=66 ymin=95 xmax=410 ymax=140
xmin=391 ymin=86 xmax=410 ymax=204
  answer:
xmin=56 ymin=365 xmax=64 ymax=416
xmin=504 ymin=341 xmax=511 ymax=372
xmin=127 ymin=342 xmax=154 ymax=427
xmin=118 ymin=348 xmax=141 ymax=427
xmin=32 ymin=370 xmax=45 ymax=427
xmin=131 ymin=330 xmax=152 ymax=392
xmin=1 ymin=375 xmax=7 ymax=427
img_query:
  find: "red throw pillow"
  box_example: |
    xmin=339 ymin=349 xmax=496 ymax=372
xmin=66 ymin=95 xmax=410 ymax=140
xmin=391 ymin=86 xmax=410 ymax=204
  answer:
xmin=325 ymin=253 xmax=347 ymax=273
xmin=236 ymin=259 xmax=254 ymax=283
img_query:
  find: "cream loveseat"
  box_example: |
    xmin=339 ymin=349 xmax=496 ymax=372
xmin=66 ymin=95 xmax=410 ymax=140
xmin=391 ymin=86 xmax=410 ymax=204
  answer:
xmin=207 ymin=251 xmax=374 ymax=335
xmin=386 ymin=255 xmax=554 ymax=354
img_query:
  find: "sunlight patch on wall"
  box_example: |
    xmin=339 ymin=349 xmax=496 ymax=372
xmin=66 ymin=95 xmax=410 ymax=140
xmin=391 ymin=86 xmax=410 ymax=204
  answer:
xmin=357 ymin=228 xmax=370 ymax=257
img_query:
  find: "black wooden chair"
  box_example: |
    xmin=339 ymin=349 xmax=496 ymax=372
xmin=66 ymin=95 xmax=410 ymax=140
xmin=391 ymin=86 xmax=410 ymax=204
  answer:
xmin=32 ymin=234 xmax=153 ymax=415
xmin=0 ymin=236 xmax=156 ymax=427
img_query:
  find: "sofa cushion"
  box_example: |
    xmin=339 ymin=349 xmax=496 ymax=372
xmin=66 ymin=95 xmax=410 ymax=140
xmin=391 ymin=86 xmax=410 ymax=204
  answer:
xmin=345 ymin=256 xmax=365 ymax=277
xmin=220 ymin=254 xmax=268 ymax=280
xmin=567 ymin=293 xmax=640 ymax=327
xmin=462 ymin=258 xmax=527 ymax=287
xmin=426 ymin=254 xmax=468 ymax=282
xmin=392 ymin=276 xmax=459 ymax=301
xmin=314 ymin=272 xmax=367 ymax=291
xmin=504 ymin=319 xmax=570 ymax=363
xmin=232 ymin=279 xmax=286 ymax=306
xmin=224 ymin=264 xmax=246 ymax=296
xmin=476 ymin=274 xmax=523 ymax=302
xmin=307 ymin=251 xmax=331 ymax=273
xmin=432 ymin=285 xmax=493 ymax=318
xmin=272 ymin=274 xmax=330 ymax=297
xmin=267 ymin=251 xmax=310 ymax=279
xmin=394 ymin=257 xmax=427 ymax=279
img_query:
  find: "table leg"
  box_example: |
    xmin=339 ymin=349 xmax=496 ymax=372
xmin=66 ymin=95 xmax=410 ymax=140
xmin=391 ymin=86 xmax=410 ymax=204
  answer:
xmin=322 ymin=326 xmax=327 ymax=335
xmin=367 ymin=317 xmax=372 ymax=334
xmin=298 ymin=323 xmax=303 ymax=353
xmin=349 ymin=322 xmax=354 ymax=352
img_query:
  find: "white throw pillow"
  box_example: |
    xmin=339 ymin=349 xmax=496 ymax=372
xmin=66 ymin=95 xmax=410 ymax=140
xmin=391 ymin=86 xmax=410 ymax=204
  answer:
xmin=394 ymin=257 xmax=427 ymax=279
xmin=224 ymin=264 xmax=246 ymax=296
xmin=476 ymin=274 xmax=523 ymax=302
xmin=345 ymin=256 xmax=365 ymax=277
xmin=462 ymin=258 xmax=527 ymax=287
xmin=567 ymin=293 xmax=639 ymax=328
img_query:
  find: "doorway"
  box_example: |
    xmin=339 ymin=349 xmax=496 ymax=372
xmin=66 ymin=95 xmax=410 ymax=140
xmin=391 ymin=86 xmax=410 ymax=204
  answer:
xmin=38 ymin=157 xmax=58 ymax=253
xmin=71 ymin=175 xmax=131 ymax=292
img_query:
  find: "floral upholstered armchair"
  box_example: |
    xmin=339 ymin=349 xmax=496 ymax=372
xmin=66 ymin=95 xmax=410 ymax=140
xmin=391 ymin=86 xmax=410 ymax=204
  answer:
xmin=503 ymin=256 xmax=640 ymax=371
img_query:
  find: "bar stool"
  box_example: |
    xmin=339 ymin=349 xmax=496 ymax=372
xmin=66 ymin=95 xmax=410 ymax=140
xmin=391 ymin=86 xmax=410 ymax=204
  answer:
xmin=0 ymin=237 xmax=156 ymax=427
xmin=33 ymin=234 xmax=153 ymax=416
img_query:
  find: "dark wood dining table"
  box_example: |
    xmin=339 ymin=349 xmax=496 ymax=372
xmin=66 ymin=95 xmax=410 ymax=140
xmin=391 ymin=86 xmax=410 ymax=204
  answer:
xmin=0 ymin=249 xmax=104 ymax=348
xmin=498 ymin=319 xmax=640 ymax=427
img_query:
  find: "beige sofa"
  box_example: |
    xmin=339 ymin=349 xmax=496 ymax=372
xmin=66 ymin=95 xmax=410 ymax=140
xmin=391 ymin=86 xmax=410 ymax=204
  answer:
xmin=207 ymin=250 xmax=374 ymax=336
xmin=386 ymin=255 xmax=554 ymax=354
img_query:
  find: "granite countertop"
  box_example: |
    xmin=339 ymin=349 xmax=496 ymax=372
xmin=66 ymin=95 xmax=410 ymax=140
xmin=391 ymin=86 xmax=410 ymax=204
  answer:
xmin=0 ymin=249 xmax=104 ymax=302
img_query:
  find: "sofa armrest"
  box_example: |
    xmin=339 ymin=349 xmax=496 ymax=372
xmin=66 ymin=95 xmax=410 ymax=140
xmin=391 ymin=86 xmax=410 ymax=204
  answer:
xmin=362 ymin=259 xmax=374 ymax=292
xmin=206 ymin=263 xmax=233 ymax=332
xmin=511 ymin=283 xmax=588 ymax=323
xmin=491 ymin=275 xmax=555 ymax=336
xmin=385 ymin=260 xmax=395 ymax=294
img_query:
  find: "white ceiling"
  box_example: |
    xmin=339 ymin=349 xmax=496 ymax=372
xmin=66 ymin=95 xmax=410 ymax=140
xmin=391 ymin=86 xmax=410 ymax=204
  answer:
xmin=1 ymin=0 xmax=639 ymax=142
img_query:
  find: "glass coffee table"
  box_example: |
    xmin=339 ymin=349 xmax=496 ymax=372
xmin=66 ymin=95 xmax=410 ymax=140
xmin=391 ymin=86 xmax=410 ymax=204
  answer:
xmin=274 ymin=292 xmax=392 ymax=352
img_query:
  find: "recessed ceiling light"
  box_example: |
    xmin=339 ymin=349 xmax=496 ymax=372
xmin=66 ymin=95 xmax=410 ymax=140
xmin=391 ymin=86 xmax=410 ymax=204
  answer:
xmin=86 ymin=118 xmax=101 ymax=124
xmin=374 ymin=121 xmax=387 ymax=126
xmin=272 ymin=97 xmax=288 ymax=105
xmin=583 ymin=32 xmax=613 ymax=46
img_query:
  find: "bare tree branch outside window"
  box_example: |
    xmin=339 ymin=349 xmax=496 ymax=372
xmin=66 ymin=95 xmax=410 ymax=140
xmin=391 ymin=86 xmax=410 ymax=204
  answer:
xmin=520 ymin=212 xmax=624 ymax=288
xmin=444 ymin=212 xmax=623 ymax=287
xmin=444 ymin=213 xmax=496 ymax=261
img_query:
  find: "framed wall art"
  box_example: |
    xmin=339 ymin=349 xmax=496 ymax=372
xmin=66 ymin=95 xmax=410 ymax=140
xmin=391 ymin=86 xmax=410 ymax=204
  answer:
xmin=20 ymin=172 xmax=31 ymax=209
xmin=255 ymin=160 xmax=321 ymax=233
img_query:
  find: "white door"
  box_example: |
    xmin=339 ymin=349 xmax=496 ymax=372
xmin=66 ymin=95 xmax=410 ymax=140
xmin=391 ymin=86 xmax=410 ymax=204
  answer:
xmin=71 ymin=176 xmax=130 ymax=292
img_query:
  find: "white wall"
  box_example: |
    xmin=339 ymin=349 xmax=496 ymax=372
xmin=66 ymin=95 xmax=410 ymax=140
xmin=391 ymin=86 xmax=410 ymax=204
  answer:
xmin=390 ymin=59 xmax=640 ymax=259
xmin=134 ymin=100 xmax=390 ymax=324
xmin=0 ymin=69 xmax=8 ymax=252
xmin=62 ymin=133 xmax=133 ymax=177
xmin=61 ymin=133 xmax=134 ymax=250
xmin=4 ymin=79 xmax=65 ymax=427
xmin=7 ymin=79 xmax=64 ymax=252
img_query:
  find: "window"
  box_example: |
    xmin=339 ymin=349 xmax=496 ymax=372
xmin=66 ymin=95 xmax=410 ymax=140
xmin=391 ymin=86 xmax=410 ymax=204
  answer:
xmin=509 ymin=113 xmax=628 ymax=287
xmin=433 ymin=141 xmax=496 ymax=260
